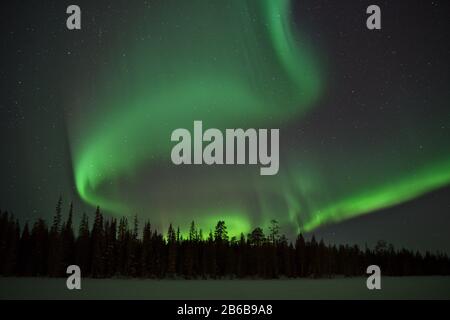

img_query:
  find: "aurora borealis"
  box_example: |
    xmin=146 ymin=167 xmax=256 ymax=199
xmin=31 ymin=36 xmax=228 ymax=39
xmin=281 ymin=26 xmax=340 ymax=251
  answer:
xmin=68 ymin=0 xmax=325 ymax=234
xmin=2 ymin=0 xmax=450 ymax=249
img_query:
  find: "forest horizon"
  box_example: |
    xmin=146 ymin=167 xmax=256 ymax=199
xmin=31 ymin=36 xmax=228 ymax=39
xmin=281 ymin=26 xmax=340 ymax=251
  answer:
xmin=1 ymin=197 xmax=449 ymax=280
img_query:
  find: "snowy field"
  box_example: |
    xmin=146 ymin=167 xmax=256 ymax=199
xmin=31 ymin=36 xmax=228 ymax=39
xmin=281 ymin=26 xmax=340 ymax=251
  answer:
xmin=1 ymin=277 xmax=449 ymax=299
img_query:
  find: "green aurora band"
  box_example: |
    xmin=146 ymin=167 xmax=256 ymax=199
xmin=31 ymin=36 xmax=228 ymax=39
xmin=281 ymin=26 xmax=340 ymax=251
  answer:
xmin=68 ymin=0 xmax=450 ymax=236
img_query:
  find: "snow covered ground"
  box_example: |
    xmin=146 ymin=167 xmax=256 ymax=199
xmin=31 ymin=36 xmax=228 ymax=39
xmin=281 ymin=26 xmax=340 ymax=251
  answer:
xmin=1 ymin=277 xmax=449 ymax=299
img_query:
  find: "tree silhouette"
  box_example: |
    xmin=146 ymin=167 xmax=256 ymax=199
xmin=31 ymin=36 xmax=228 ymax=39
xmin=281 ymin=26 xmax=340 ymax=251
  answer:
xmin=61 ymin=202 xmax=75 ymax=274
xmin=0 ymin=200 xmax=449 ymax=279
xmin=90 ymin=206 xmax=105 ymax=277
xmin=48 ymin=196 xmax=63 ymax=276
xmin=268 ymin=219 xmax=280 ymax=244
xmin=166 ymin=223 xmax=177 ymax=275
xmin=76 ymin=212 xmax=90 ymax=274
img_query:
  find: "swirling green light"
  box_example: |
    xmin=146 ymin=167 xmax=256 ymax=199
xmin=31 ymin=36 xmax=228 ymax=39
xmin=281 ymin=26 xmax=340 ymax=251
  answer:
xmin=68 ymin=0 xmax=450 ymax=236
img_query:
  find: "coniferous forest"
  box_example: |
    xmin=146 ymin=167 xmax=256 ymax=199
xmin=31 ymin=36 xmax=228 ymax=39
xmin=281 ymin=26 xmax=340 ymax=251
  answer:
xmin=1 ymin=197 xmax=449 ymax=279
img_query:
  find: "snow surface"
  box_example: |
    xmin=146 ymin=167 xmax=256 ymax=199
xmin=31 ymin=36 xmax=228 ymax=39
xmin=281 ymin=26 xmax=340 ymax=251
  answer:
xmin=0 ymin=277 xmax=449 ymax=299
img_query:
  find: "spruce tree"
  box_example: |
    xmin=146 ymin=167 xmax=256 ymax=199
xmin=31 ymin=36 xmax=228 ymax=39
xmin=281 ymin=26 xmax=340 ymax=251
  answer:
xmin=48 ymin=196 xmax=63 ymax=276
xmin=90 ymin=206 xmax=105 ymax=277
xmin=166 ymin=224 xmax=177 ymax=275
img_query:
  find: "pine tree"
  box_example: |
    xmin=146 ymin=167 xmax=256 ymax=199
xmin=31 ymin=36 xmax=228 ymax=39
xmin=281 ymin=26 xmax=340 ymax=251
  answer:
xmin=117 ymin=217 xmax=128 ymax=275
xmin=152 ymin=230 xmax=164 ymax=277
xmin=248 ymin=227 xmax=265 ymax=246
xmin=167 ymin=224 xmax=176 ymax=244
xmin=2 ymin=216 xmax=20 ymax=275
xmin=31 ymin=218 xmax=48 ymax=276
xmin=214 ymin=221 xmax=228 ymax=243
xmin=127 ymin=215 xmax=140 ymax=277
xmin=183 ymin=223 xmax=197 ymax=278
xmin=206 ymin=230 xmax=217 ymax=278
xmin=52 ymin=196 xmax=63 ymax=234
xmin=189 ymin=221 xmax=197 ymax=242
xmin=18 ymin=222 xmax=32 ymax=276
xmin=214 ymin=221 xmax=229 ymax=276
xmin=295 ymin=234 xmax=306 ymax=277
xmin=76 ymin=212 xmax=90 ymax=274
xmin=90 ymin=206 xmax=105 ymax=277
xmin=166 ymin=224 xmax=177 ymax=275
xmin=104 ymin=218 xmax=117 ymax=277
xmin=48 ymin=196 xmax=63 ymax=276
xmin=176 ymin=226 xmax=181 ymax=244
xmin=268 ymin=219 xmax=280 ymax=244
xmin=61 ymin=202 xmax=75 ymax=271
xmin=141 ymin=221 xmax=152 ymax=276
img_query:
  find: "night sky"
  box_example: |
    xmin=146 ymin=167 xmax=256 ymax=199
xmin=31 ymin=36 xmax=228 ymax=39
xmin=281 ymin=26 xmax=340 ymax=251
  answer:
xmin=1 ymin=0 xmax=449 ymax=253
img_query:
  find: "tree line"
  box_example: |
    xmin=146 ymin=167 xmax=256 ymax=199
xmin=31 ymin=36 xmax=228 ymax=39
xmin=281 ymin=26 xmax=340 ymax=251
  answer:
xmin=1 ymin=197 xmax=449 ymax=278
